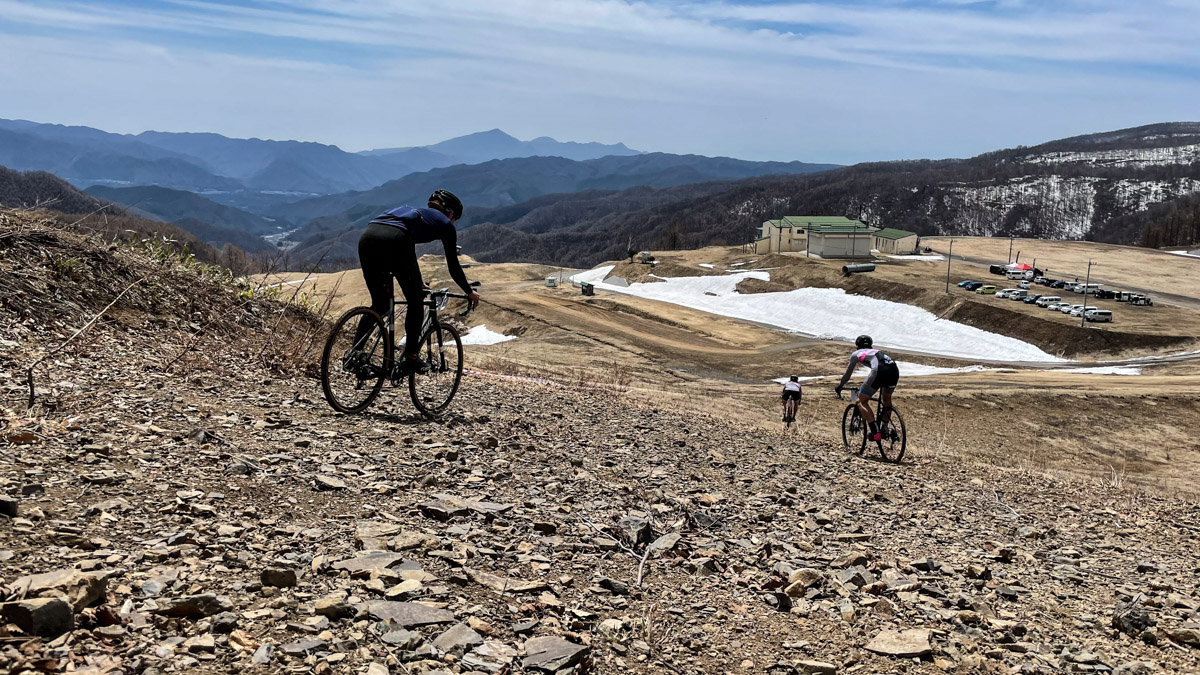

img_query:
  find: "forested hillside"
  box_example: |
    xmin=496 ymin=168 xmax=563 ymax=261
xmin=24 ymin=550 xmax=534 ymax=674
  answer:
xmin=444 ymin=123 xmax=1200 ymax=268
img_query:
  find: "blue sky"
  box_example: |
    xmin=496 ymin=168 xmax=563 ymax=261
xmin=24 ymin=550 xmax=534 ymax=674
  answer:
xmin=0 ymin=0 xmax=1197 ymax=163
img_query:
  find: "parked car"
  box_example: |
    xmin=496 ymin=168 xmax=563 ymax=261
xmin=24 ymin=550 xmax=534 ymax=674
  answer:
xmin=957 ymin=279 xmax=977 ymax=287
xmin=996 ymin=288 xmax=1018 ymax=298
xmin=989 ymin=264 xmax=1006 ymax=275
xmin=1037 ymin=295 xmax=1062 ymax=307
xmin=1023 ymin=294 xmax=1042 ymax=304
xmin=1069 ymin=305 xmax=1098 ymax=317
xmin=1049 ymin=280 xmax=1066 ymax=289
xmin=1041 ymin=277 xmax=1059 ymax=286
xmin=1085 ymin=309 xmax=1113 ymax=322
xmin=1061 ymin=303 xmax=1082 ymax=314
xmin=1075 ymin=283 xmax=1101 ymax=295
xmin=1130 ymin=294 xmax=1154 ymax=306
xmin=964 ymin=281 xmax=985 ymax=291
xmin=976 ymin=285 xmax=997 ymax=295
xmin=1008 ymin=289 xmax=1029 ymax=300
xmin=1018 ymin=281 xmax=1031 ymax=289
xmin=1046 ymin=302 xmax=1065 ymax=311
xmin=1094 ymin=289 xmax=1116 ymax=300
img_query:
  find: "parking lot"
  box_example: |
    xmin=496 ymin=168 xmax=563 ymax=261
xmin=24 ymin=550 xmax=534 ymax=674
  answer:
xmin=955 ymin=264 xmax=1155 ymax=326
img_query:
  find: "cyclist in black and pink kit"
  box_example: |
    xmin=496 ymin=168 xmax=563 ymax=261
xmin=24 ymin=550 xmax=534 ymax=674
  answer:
xmin=834 ymin=335 xmax=899 ymax=442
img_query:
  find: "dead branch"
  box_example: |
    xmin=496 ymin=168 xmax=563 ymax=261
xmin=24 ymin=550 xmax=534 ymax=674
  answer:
xmin=27 ymin=279 xmax=139 ymax=410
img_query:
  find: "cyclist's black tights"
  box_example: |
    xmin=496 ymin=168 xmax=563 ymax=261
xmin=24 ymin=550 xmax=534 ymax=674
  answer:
xmin=355 ymin=223 xmax=425 ymax=360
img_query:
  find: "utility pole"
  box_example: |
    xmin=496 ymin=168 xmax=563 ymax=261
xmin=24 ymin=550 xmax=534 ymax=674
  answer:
xmin=1008 ymin=236 xmax=1014 ymax=264
xmin=1081 ymin=260 xmax=1094 ymax=328
xmin=945 ymin=236 xmax=954 ymax=293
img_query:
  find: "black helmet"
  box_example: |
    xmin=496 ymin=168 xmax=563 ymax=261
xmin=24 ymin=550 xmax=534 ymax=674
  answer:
xmin=789 ymin=376 xmax=798 ymax=382
xmin=855 ymin=335 xmax=873 ymax=349
xmin=429 ymin=189 xmax=463 ymax=220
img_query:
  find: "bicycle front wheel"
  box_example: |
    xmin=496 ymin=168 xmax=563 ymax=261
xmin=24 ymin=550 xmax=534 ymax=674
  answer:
xmin=409 ymin=323 xmax=463 ymax=418
xmin=321 ymin=307 xmax=390 ymax=414
xmin=878 ymin=407 xmax=907 ymax=463
xmin=841 ymin=404 xmax=866 ymax=455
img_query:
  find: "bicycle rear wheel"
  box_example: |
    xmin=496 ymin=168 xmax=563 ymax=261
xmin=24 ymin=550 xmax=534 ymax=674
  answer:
xmin=409 ymin=323 xmax=463 ymax=418
xmin=841 ymin=404 xmax=866 ymax=455
xmin=877 ymin=407 xmax=907 ymax=463
xmin=321 ymin=307 xmax=390 ymax=414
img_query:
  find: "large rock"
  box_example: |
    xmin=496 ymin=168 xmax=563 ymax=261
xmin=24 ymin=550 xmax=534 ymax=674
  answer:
xmin=365 ymin=601 xmax=455 ymax=628
xmin=864 ymin=629 xmax=933 ymax=657
xmin=522 ymin=636 xmax=588 ymax=672
xmin=11 ymin=568 xmax=108 ymax=611
xmin=153 ymin=594 xmax=233 ymax=618
xmin=1 ymin=598 xmax=73 ymax=637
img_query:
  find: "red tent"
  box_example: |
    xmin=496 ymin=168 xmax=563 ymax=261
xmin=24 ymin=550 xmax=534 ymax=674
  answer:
xmin=1012 ymin=263 xmax=1032 ymax=270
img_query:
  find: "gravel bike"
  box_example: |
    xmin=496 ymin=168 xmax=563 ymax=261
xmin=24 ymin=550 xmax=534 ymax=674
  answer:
xmin=837 ymin=388 xmax=906 ymax=463
xmin=320 ymin=282 xmax=479 ymax=417
xmin=782 ymin=398 xmax=799 ymax=430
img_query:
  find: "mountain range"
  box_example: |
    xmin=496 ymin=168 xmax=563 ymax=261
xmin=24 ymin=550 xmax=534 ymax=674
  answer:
xmin=0 ymin=120 xmax=648 ymax=198
xmin=3 ymin=119 xmax=1198 ymax=271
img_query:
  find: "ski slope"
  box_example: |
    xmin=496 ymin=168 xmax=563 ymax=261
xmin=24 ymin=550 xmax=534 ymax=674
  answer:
xmin=572 ymin=265 xmax=1062 ymax=362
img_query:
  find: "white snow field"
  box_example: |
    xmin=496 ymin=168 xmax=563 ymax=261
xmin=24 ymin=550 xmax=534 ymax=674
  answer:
xmin=887 ymin=255 xmax=944 ymax=262
xmin=1060 ymin=366 xmax=1142 ymax=375
xmin=571 ymin=266 xmax=1063 ymax=362
xmin=1167 ymin=250 xmax=1200 ymax=259
xmin=461 ymin=325 xmax=516 ymax=346
xmin=895 ymin=361 xmax=994 ymax=376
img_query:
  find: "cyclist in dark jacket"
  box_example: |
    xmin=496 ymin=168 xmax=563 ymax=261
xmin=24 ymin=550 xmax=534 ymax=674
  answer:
xmin=355 ymin=189 xmax=480 ymax=374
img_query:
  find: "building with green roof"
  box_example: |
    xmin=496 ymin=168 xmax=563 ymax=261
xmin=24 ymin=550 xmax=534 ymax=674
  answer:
xmin=755 ymin=215 xmax=876 ymax=258
xmin=872 ymin=228 xmax=919 ymax=255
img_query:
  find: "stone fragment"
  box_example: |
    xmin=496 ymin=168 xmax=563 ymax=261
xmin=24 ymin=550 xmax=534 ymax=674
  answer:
xmin=1 ymin=496 xmax=18 ymax=518
xmin=381 ymin=629 xmax=423 ymax=650
xmin=280 ymin=639 xmax=327 ymax=655
xmin=314 ymin=475 xmax=346 ymax=490
xmin=330 ymin=551 xmax=411 ymax=576
xmin=797 ymin=660 xmax=838 ymax=674
xmin=11 ymin=568 xmax=108 ymax=611
xmin=184 ymin=634 xmax=215 ymax=653
xmin=1168 ymin=627 xmax=1200 ymax=646
xmin=617 ymin=516 xmax=654 ymax=548
xmin=365 ymin=663 xmax=389 ymax=675
xmin=261 ymin=567 xmax=298 ymax=588
xmin=433 ymin=622 xmax=484 ymax=655
xmin=464 ymin=641 xmax=518 ymax=672
xmin=153 ymin=594 xmax=233 ymax=618
xmin=0 ymin=598 xmax=73 ymax=637
xmin=522 ymin=636 xmax=588 ymax=672
xmin=647 ymin=532 xmax=682 ymax=557
xmin=212 ymin=611 xmax=239 ymax=633
xmin=314 ymin=592 xmax=355 ymax=620
xmin=365 ymin=601 xmax=454 ymax=628
xmin=466 ymin=567 xmax=549 ymax=594
xmin=864 ymin=629 xmax=933 ymax=657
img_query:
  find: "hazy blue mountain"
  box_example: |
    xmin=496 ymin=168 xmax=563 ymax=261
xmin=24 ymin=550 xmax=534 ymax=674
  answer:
xmin=0 ymin=126 xmax=240 ymax=191
xmin=363 ymin=128 xmax=641 ymax=165
xmin=84 ymin=185 xmax=284 ymax=236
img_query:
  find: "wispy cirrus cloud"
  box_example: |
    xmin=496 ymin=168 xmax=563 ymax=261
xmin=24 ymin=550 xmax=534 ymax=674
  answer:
xmin=0 ymin=0 xmax=1197 ymax=162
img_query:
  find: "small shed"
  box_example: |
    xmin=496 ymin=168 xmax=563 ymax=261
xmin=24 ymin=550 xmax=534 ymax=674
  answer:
xmin=873 ymin=228 xmax=919 ymax=255
xmin=545 ymin=275 xmax=558 ymax=288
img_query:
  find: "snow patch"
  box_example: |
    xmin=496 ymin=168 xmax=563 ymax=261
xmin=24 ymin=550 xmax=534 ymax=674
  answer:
xmin=698 ymin=263 xmax=715 ymax=269
xmin=1167 ymin=250 xmax=1200 ymax=259
xmin=1060 ymin=366 xmax=1142 ymax=375
xmin=887 ymin=255 xmax=944 ymax=261
xmin=461 ymin=325 xmax=516 ymax=346
xmin=570 ymin=266 xmax=1061 ymax=362
xmin=896 ymin=362 xmax=994 ymax=377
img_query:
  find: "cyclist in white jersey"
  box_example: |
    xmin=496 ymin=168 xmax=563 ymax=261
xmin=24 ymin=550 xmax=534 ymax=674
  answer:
xmin=834 ymin=335 xmax=900 ymax=441
xmin=781 ymin=376 xmax=802 ymax=422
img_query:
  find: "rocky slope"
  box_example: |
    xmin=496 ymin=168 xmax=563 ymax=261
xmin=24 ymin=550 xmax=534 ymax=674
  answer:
xmin=2 ymin=210 xmax=1199 ymax=674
